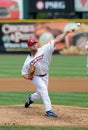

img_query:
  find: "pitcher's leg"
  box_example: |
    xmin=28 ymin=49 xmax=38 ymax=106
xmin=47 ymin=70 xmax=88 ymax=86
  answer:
xmin=25 ymin=91 xmax=41 ymax=107
xmin=31 ymin=91 xmax=41 ymax=101
xmin=32 ymin=76 xmax=52 ymax=111
xmin=38 ymin=85 xmax=52 ymax=111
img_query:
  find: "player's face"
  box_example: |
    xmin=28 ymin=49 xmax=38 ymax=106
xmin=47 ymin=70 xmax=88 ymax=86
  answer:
xmin=29 ymin=43 xmax=38 ymax=51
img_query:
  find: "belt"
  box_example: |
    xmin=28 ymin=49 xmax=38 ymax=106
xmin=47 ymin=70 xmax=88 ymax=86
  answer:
xmin=35 ymin=74 xmax=47 ymax=77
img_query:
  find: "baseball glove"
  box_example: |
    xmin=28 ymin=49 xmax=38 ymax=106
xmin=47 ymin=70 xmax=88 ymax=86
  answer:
xmin=28 ymin=65 xmax=35 ymax=80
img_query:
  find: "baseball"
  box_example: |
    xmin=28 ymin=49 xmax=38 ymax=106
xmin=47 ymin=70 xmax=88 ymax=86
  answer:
xmin=77 ymin=23 xmax=81 ymax=27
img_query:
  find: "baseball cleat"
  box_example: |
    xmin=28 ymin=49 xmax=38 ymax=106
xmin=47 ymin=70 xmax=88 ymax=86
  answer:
xmin=25 ymin=95 xmax=33 ymax=108
xmin=45 ymin=110 xmax=58 ymax=117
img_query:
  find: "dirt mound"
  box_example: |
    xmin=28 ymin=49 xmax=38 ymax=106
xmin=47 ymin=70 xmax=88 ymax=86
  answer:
xmin=0 ymin=104 xmax=88 ymax=127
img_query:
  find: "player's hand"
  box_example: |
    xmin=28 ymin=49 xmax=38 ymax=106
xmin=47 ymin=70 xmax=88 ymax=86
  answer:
xmin=23 ymin=74 xmax=33 ymax=80
xmin=28 ymin=75 xmax=34 ymax=80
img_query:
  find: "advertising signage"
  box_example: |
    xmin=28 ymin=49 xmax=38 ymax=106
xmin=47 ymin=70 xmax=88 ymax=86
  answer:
xmin=28 ymin=0 xmax=74 ymax=13
xmin=1 ymin=21 xmax=88 ymax=55
xmin=0 ymin=22 xmax=35 ymax=52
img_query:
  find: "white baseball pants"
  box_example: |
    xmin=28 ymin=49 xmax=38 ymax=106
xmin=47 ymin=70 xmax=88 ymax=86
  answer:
xmin=30 ymin=75 xmax=52 ymax=111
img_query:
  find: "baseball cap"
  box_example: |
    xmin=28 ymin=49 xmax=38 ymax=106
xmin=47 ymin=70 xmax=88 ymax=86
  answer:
xmin=27 ymin=38 xmax=38 ymax=47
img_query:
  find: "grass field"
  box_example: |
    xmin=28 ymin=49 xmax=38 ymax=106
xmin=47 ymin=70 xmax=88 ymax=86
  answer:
xmin=0 ymin=91 xmax=88 ymax=107
xmin=0 ymin=54 xmax=88 ymax=130
xmin=0 ymin=54 xmax=87 ymax=77
xmin=0 ymin=126 xmax=88 ymax=130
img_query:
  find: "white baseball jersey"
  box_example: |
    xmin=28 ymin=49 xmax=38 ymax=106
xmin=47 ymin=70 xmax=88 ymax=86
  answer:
xmin=22 ymin=40 xmax=55 ymax=76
